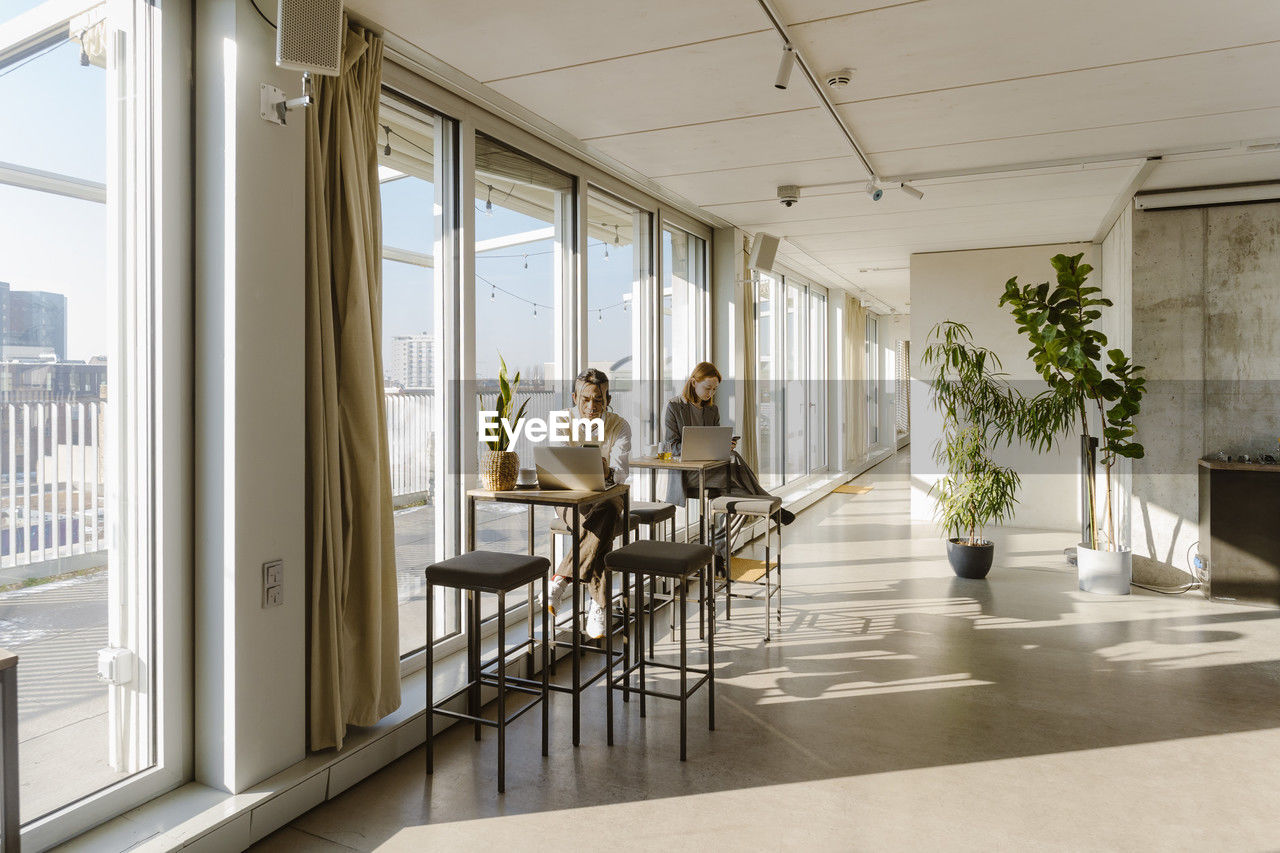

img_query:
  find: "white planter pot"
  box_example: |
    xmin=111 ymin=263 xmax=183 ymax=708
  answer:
xmin=1077 ymin=543 xmax=1132 ymax=595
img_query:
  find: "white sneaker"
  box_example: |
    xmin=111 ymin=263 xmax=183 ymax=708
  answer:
xmin=539 ymin=575 xmax=570 ymax=617
xmin=585 ymin=599 xmax=607 ymax=639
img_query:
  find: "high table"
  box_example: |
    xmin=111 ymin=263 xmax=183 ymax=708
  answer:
xmin=466 ymin=483 xmax=630 ymax=747
xmin=629 ymin=457 xmax=729 ymax=545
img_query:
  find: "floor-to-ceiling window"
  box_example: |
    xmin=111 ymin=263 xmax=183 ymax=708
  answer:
xmin=0 ymin=0 xmax=183 ymax=838
xmin=866 ymin=314 xmax=880 ymax=446
xmin=471 ymin=134 xmax=574 ymax=611
xmin=586 ymin=189 xmax=653 ymax=491
xmin=660 ymin=225 xmax=707 ymax=401
xmin=754 ymin=270 xmax=830 ymax=488
xmin=377 ymin=96 xmax=457 ymax=658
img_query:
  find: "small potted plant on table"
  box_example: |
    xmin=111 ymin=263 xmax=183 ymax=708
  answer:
xmin=479 ymin=354 xmax=528 ymax=491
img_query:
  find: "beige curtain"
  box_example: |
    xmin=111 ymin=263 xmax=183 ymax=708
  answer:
xmin=304 ymin=22 xmax=400 ymax=752
xmin=843 ymin=295 xmax=868 ymax=469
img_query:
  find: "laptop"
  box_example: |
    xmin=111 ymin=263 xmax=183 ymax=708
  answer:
xmin=534 ymin=445 xmax=608 ymax=491
xmin=680 ymin=426 xmax=733 ymax=462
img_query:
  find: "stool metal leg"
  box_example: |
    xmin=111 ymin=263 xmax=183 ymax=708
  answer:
xmin=497 ymin=591 xmax=506 ymax=793
xmin=679 ymin=580 xmax=688 ymax=762
xmin=706 ymin=564 xmax=716 ymax=732
xmin=541 ymin=574 xmax=549 ymax=758
xmin=776 ymin=519 xmax=784 ymax=625
xmin=425 ymin=580 xmax=434 ymax=776
xmin=636 ymin=570 xmax=646 ymax=718
xmin=724 ymin=511 xmax=734 ymax=622
xmin=605 ymin=575 xmax=615 ymax=747
xmin=764 ymin=527 xmax=772 ymax=643
xmin=469 ymin=590 xmax=481 ymax=742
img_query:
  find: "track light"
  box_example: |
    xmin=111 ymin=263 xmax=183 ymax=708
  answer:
xmin=899 ymin=183 xmax=924 ymax=200
xmin=866 ymin=183 xmax=883 ymax=202
xmin=774 ymin=44 xmax=795 ymax=90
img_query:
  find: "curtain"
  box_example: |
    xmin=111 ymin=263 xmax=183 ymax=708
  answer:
xmin=843 ymin=295 xmax=868 ymax=469
xmin=304 ymin=21 xmax=400 ymax=752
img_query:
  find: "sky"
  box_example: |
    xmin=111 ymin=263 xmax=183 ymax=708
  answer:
xmin=0 ymin=3 xmax=639 ymax=376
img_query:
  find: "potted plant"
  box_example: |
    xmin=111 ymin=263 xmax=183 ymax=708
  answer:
xmin=999 ymin=253 xmax=1147 ymax=594
xmin=479 ymin=354 xmax=529 ymax=491
xmin=921 ymin=321 xmax=1035 ymax=579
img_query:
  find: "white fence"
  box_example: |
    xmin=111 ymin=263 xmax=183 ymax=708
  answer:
xmin=0 ymin=401 xmax=103 ymax=570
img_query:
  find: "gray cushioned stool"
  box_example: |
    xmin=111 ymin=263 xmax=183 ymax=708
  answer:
xmin=709 ymin=494 xmax=783 ymax=642
xmin=425 ymin=550 xmax=551 ymax=793
xmin=630 ymin=501 xmax=682 ymax=656
xmin=604 ymin=540 xmax=715 ymax=761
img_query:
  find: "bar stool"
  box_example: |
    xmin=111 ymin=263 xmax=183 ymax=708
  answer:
xmin=604 ymin=540 xmax=715 ymax=761
xmin=630 ymin=501 xmax=680 ymax=656
xmin=709 ymin=494 xmax=783 ymax=642
xmin=425 ymin=551 xmax=551 ymax=794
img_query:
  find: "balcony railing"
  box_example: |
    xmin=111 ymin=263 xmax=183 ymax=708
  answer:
xmin=0 ymin=400 xmax=103 ymax=573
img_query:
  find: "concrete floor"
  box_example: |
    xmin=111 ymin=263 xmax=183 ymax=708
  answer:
xmin=253 ymin=452 xmax=1280 ymax=851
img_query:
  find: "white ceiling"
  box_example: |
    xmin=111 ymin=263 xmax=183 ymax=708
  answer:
xmin=350 ymin=0 xmax=1280 ymax=311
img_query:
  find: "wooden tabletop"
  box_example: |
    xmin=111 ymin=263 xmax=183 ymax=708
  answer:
xmin=467 ymin=482 xmax=629 ymax=505
xmin=630 ymin=456 xmax=729 ymax=471
xmin=1199 ymin=458 xmax=1280 ymax=473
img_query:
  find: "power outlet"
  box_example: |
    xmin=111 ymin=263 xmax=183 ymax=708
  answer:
xmin=263 ymin=559 xmax=283 ymax=608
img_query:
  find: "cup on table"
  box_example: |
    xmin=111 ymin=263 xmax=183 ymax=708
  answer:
xmin=517 ymin=467 xmax=538 ymax=487
xmin=646 ymin=443 xmax=661 ymax=458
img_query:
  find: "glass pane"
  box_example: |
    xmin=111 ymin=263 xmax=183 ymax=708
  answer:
xmin=755 ymin=275 xmax=782 ymax=490
xmin=866 ymin=316 xmax=879 ymax=445
xmin=586 ymin=190 xmax=654 ymax=492
xmin=378 ymin=100 xmax=454 ymax=657
xmin=472 ymin=135 xmax=572 ymax=613
xmin=660 ymin=227 xmax=706 ymax=402
xmin=809 ymin=291 xmax=827 ymax=473
xmin=784 ymin=282 xmax=806 ymax=480
xmin=0 ymin=6 xmax=142 ymax=820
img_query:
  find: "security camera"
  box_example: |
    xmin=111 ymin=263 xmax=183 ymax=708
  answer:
xmin=777 ymin=184 xmax=800 ymax=207
xmin=866 ymin=183 xmax=883 ymax=201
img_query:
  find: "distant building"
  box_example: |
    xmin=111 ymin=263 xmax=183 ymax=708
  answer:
xmin=389 ymin=333 xmax=433 ymax=389
xmin=0 ymin=281 xmax=67 ymax=361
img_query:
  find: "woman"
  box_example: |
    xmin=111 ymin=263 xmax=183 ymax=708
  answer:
xmin=662 ymin=362 xmax=794 ymax=566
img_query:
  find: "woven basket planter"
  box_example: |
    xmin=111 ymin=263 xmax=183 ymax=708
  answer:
xmin=480 ymin=450 xmax=519 ymax=491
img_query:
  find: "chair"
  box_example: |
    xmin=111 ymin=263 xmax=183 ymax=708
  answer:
xmin=424 ymin=551 xmax=551 ymax=793
xmin=709 ymin=494 xmax=783 ymax=642
xmin=605 ymin=540 xmax=715 ymax=761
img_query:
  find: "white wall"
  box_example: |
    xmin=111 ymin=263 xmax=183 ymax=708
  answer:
xmin=910 ymin=243 xmax=1098 ymax=532
xmin=195 ymin=0 xmax=306 ymax=792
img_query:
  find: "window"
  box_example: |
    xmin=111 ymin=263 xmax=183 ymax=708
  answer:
xmin=471 ymin=135 xmax=574 ymax=608
xmin=755 ymin=273 xmax=782 ymax=490
xmin=808 ymin=289 xmax=828 ymax=473
xmin=660 ymin=225 xmax=707 ymax=401
xmin=0 ymin=0 xmax=179 ymax=835
xmin=586 ymin=189 xmax=653 ymax=489
xmin=866 ymin=315 xmax=880 ymax=446
xmin=377 ymin=96 xmax=455 ymax=657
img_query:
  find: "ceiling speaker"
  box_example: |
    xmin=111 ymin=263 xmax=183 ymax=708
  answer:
xmin=276 ymin=0 xmax=344 ymax=76
xmin=748 ymin=232 xmax=780 ymax=274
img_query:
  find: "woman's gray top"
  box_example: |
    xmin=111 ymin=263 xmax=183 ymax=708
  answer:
xmin=661 ymin=396 xmax=720 ymax=503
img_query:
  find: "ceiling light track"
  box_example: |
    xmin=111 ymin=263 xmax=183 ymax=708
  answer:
xmin=754 ymin=0 xmax=878 ymax=183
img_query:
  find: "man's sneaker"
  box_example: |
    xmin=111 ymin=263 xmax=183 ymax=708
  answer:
xmin=585 ymin=599 xmax=607 ymax=639
xmin=538 ymin=575 xmax=570 ymax=617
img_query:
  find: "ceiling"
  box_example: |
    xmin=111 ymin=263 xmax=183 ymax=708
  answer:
xmin=349 ymin=0 xmax=1280 ymax=312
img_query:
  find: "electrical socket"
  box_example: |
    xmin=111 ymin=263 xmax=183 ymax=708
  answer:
xmin=263 ymin=559 xmax=283 ymax=608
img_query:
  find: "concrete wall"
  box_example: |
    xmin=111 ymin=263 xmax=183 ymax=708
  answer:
xmin=1131 ymin=201 xmax=1280 ymax=582
xmin=195 ymin=0 xmax=307 ymax=792
xmin=910 ymin=244 xmax=1097 ymax=532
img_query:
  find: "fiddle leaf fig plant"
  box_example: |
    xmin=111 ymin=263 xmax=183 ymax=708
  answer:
xmin=998 ymin=252 xmax=1147 ymax=551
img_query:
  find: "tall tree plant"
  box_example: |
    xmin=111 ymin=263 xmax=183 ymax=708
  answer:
xmin=998 ymin=253 xmax=1147 ymax=552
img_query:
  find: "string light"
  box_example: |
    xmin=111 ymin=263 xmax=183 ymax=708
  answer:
xmin=598 ymin=309 xmax=603 ymax=323
xmin=532 ymin=305 xmax=538 ymax=318
xmin=484 ymin=185 xmax=493 ymax=216
xmin=382 ymin=125 xmax=391 ymax=156
xmin=614 ymin=225 xmax=621 ymax=245
xmin=522 ymin=254 xmax=528 ymax=270
xmin=603 ymin=242 xmax=610 ymax=261
xmin=490 ymin=285 xmax=496 ymax=301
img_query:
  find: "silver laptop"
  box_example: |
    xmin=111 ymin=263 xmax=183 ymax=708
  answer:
xmin=680 ymin=426 xmax=733 ymax=462
xmin=534 ymin=445 xmax=607 ymax=491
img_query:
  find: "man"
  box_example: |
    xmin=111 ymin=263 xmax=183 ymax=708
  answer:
xmin=539 ymin=367 xmax=631 ymax=639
